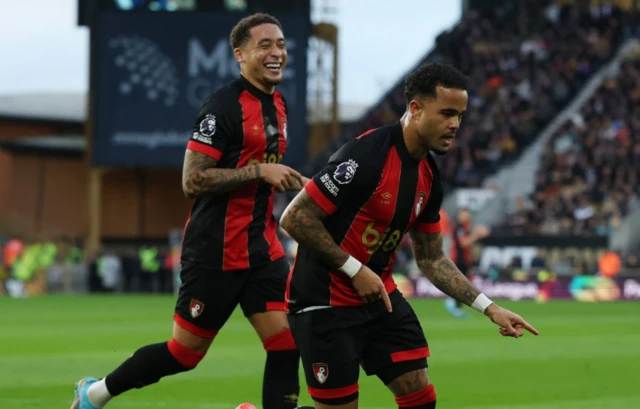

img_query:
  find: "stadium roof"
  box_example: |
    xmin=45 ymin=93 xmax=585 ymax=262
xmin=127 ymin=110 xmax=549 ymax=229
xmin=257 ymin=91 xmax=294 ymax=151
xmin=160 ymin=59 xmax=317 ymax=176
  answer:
xmin=0 ymin=93 xmax=367 ymax=124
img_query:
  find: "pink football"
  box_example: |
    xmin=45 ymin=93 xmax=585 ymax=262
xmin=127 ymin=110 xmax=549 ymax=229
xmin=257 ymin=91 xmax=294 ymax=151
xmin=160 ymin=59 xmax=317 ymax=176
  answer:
xmin=235 ymin=403 xmax=258 ymax=409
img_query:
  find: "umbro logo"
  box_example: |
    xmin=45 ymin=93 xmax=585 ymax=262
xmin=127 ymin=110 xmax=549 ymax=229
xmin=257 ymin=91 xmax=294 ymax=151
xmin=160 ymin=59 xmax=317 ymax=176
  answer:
xmin=380 ymin=192 xmax=393 ymax=205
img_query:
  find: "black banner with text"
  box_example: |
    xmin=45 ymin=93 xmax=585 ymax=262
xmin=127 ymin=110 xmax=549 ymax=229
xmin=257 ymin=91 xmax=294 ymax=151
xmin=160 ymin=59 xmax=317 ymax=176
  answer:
xmin=92 ymin=12 xmax=310 ymax=168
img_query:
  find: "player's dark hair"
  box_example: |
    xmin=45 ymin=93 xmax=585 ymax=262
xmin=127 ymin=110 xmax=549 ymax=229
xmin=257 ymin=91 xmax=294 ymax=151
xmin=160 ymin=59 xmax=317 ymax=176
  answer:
xmin=404 ymin=63 xmax=469 ymax=103
xmin=230 ymin=13 xmax=283 ymax=49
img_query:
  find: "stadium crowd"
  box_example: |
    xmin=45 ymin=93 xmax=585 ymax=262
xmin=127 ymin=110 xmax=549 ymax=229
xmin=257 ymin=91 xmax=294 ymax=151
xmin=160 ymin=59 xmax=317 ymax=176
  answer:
xmin=308 ymin=0 xmax=630 ymax=193
xmin=495 ymin=50 xmax=640 ymax=236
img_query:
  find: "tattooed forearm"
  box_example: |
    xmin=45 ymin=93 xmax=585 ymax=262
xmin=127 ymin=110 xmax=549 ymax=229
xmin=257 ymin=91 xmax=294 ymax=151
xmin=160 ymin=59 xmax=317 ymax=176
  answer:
xmin=182 ymin=150 xmax=260 ymax=198
xmin=280 ymin=191 xmax=349 ymax=269
xmin=409 ymin=230 xmax=480 ymax=306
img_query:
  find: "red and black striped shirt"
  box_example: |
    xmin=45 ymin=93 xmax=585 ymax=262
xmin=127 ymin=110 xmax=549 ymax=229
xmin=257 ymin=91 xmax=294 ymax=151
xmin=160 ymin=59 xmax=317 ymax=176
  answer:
xmin=182 ymin=76 xmax=287 ymax=271
xmin=286 ymin=122 xmax=443 ymax=312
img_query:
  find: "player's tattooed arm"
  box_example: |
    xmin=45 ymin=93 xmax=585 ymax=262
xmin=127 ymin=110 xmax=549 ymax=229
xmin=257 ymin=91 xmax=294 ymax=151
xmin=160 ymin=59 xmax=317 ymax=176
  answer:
xmin=409 ymin=230 xmax=480 ymax=307
xmin=280 ymin=190 xmax=350 ymax=269
xmin=182 ymin=150 xmax=260 ymax=198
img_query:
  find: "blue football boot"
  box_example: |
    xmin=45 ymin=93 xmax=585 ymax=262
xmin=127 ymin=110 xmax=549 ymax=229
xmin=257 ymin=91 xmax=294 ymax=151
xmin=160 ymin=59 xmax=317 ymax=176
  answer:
xmin=70 ymin=377 xmax=100 ymax=409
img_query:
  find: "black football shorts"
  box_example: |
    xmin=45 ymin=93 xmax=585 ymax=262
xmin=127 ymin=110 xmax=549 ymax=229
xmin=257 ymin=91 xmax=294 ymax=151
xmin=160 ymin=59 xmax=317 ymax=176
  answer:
xmin=288 ymin=290 xmax=430 ymax=403
xmin=174 ymin=256 xmax=289 ymax=338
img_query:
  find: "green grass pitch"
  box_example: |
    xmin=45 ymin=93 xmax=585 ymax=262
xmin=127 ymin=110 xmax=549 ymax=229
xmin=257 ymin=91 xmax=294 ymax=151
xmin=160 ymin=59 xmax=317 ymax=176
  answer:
xmin=1 ymin=295 xmax=638 ymax=409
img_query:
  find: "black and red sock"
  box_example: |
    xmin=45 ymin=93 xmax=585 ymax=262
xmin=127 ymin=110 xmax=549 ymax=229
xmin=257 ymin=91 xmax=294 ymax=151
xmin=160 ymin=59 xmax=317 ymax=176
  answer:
xmin=262 ymin=329 xmax=300 ymax=409
xmin=105 ymin=339 xmax=205 ymax=396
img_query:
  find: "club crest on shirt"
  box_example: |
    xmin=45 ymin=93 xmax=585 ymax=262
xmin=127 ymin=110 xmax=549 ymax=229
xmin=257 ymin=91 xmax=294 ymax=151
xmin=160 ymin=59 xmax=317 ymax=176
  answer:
xmin=190 ymin=299 xmax=205 ymax=318
xmin=416 ymin=192 xmax=427 ymax=216
xmin=333 ymin=159 xmax=358 ymax=185
xmin=199 ymin=114 xmax=216 ymax=138
xmin=312 ymin=363 xmax=329 ymax=384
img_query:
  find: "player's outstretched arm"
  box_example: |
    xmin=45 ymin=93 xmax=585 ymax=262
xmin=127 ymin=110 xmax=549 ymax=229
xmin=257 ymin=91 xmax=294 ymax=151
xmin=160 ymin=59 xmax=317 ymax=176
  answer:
xmin=409 ymin=230 xmax=539 ymax=337
xmin=182 ymin=150 xmax=260 ymax=198
xmin=409 ymin=230 xmax=480 ymax=306
xmin=280 ymin=189 xmax=350 ymax=269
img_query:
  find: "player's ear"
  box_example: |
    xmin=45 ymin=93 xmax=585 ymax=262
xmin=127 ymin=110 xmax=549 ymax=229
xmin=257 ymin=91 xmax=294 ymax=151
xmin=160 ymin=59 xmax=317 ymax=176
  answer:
xmin=409 ymin=100 xmax=423 ymax=119
xmin=233 ymin=47 xmax=245 ymax=64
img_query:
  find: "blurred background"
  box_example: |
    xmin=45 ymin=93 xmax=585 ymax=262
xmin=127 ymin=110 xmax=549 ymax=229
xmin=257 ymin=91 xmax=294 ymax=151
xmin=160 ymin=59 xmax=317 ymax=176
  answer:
xmin=1 ymin=1 xmax=640 ymax=408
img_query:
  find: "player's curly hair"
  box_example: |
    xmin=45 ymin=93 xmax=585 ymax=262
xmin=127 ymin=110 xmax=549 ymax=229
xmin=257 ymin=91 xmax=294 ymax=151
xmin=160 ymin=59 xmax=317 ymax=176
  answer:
xmin=404 ymin=63 xmax=469 ymax=103
xmin=230 ymin=13 xmax=283 ymax=49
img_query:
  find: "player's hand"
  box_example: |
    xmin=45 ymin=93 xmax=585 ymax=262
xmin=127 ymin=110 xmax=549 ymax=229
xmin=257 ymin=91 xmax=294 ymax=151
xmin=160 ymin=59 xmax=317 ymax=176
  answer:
xmin=351 ymin=265 xmax=392 ymax=312
xmin=484 ymin=304 xmax=539 ymax=338
xmin=286 ymin=176 xmax=311 ymax=191
xmin=259 ymin=164 xmax=305 ymax=192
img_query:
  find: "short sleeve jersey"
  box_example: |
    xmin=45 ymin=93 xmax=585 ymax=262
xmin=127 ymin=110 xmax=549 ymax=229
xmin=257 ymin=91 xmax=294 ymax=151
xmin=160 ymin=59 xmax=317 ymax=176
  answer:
xmin=286 ymin=122 xmax=443 ymax=312
xmin=182 ymin=76 xmax=289 ymax=272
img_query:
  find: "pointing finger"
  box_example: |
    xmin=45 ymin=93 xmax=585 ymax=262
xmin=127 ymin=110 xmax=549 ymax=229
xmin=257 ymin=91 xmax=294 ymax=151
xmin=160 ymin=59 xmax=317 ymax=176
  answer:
xmin=517 ymin=318 xmax=540 ymax=336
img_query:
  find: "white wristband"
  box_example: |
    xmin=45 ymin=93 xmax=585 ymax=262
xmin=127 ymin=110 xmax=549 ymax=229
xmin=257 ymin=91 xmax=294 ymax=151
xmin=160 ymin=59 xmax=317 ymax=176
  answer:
xmin=339 ymin=256 xmax=362 ymax=278
xmin=471 ymin=293 xmax=493 ymax=313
